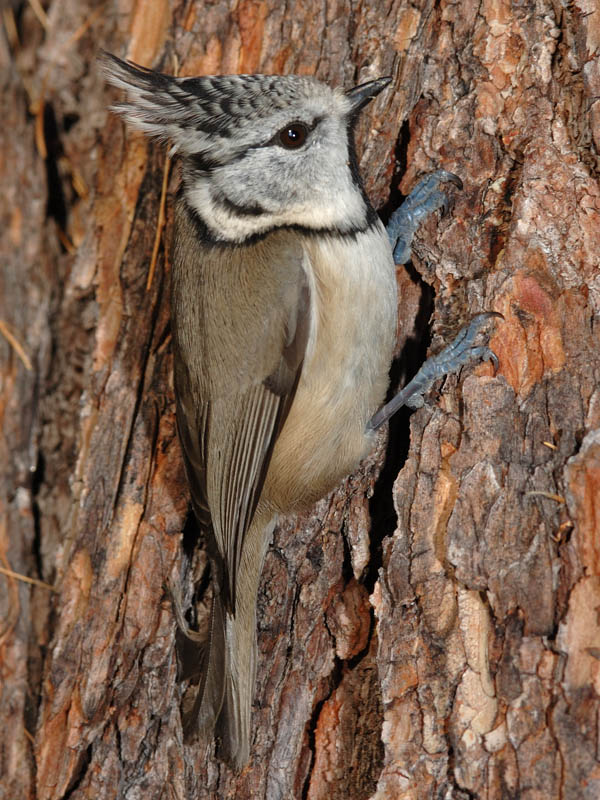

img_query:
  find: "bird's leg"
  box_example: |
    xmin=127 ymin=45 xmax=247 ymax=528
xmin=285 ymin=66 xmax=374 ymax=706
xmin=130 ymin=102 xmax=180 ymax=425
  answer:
xmin=369 ymin=172 xmax=500 ymax=432
xmin=367 ymin=313 xmax=501 ymax=431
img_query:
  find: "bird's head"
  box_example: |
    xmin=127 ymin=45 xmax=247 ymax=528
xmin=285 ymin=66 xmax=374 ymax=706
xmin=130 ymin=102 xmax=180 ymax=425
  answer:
xmin=102 ymin=53 xmax=390 ymax=242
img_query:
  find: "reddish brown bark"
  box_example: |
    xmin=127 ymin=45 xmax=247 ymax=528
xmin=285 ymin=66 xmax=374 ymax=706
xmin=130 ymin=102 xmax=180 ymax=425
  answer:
xmin=1 ymin=1 xmax=599 ymax=798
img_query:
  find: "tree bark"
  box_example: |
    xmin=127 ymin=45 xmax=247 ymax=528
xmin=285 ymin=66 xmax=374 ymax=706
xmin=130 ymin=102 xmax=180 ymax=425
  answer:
xmin=1 ymin=1 xmax=599 ymax=798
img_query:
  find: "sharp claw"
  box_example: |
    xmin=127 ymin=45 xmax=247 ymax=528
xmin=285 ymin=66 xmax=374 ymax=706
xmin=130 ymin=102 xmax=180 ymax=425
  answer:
xmin=474 ymin=310 xmax=504 ymax=323
xmin=440 ymin=195 xmax=452 ymax=216
xmin=461 ymin=311 xmax=504 ymax=339
xmin=435 ymin=169 xmax=463 ymax=190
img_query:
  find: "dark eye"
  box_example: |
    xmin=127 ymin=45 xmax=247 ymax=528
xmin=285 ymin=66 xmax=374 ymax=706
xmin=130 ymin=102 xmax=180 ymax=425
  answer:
xmin=278 ymin=122 xmax=309 ymax=149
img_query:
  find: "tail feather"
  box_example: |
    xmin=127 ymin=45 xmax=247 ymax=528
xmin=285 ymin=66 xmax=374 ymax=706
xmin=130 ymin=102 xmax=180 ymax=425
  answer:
xmin=214 ymin=607 xmax=258 ymax=769
xmin=181 ymin=594 xmax=227 ymax=741
xmin=176 ymin=514 xmax=275 ymax=770
xmin=179 ymin=594 xmax=256 ymax=769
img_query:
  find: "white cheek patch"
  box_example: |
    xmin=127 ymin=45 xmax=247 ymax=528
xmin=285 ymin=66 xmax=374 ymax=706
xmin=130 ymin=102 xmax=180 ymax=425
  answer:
xmin=182 ymin=116 xmax=368 ymax=242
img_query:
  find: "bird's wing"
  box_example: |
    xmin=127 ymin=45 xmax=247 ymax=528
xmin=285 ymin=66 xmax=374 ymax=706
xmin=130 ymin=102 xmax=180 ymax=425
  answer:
xmin=174 ymin=233 xmax=310 ymax=613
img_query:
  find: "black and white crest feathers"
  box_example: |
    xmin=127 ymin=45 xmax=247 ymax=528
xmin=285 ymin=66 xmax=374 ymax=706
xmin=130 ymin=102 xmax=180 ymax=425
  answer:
xmin=101 ymin=52 xmax=340 ymax=162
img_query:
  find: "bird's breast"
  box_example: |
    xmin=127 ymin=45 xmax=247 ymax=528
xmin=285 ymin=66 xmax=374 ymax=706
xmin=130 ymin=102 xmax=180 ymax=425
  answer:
xmin=264 ymin=221 xmax=397 ymax=512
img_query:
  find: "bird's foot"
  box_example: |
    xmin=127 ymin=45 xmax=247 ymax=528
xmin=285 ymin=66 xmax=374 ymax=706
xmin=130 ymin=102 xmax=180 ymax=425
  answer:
xmin=386 ymin=169 xmax=463 ymax=265
xmin=368 ymin=312 xmax=502 ymax=430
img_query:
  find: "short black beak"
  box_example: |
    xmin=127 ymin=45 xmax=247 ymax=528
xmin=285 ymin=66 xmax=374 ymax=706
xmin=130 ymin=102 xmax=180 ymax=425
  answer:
xmin=346 ymin=77 xmax=392 ymax=115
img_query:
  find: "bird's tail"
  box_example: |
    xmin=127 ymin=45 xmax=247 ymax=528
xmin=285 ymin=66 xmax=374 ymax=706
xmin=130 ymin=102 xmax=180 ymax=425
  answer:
xmin=213 ymin=604 xmax=257 ymax=768
xmin=177 ymin=514 xmax=275 ymax=770
xmin=179 ymin=592 xmax=227 ymax=743
xmin=215 ymin=515 xmax=276 ymax=769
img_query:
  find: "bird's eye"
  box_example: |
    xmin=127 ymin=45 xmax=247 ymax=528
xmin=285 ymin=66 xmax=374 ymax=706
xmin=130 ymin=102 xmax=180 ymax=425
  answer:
xmin=278 ymin=123 xmax=309 ymax=149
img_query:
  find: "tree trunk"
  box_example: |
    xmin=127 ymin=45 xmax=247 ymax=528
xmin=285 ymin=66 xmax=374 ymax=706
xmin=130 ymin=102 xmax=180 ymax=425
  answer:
xmin=2 ymin=1 xmax=599 ymax=798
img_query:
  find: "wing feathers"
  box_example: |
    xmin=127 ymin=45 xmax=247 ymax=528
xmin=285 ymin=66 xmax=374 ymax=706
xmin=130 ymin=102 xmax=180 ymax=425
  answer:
xmin=174 ymin=225 xmax=310 ymax=617
xmin=210 ymin=386 xmax=280 ymax=609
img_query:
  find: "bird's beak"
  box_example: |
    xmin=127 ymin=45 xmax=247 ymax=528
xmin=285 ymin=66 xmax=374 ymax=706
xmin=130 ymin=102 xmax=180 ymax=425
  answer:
xmin=345 ymin=77 xmax=392 ymax=115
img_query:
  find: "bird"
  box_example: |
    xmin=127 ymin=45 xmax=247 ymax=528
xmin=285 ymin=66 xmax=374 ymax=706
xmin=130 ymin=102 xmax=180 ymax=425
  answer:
xmin=101 ymin=52 xmax=497 ymax=770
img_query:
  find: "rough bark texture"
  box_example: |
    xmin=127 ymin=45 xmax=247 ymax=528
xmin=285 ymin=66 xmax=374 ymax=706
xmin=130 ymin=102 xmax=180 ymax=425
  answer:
xmin=1 ymin=1 xmax=599 ymax=798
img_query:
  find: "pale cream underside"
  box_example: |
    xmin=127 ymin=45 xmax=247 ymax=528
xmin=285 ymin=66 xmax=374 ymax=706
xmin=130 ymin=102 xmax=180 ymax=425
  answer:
xmin=263 ymin=220 xmax=397 ymax=512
